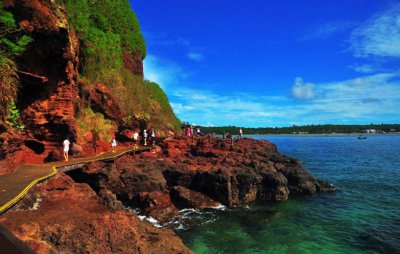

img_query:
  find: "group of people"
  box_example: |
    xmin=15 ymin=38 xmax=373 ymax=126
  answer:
xmin=62 ymin=127 xmax=244 ymax=162
xmin=112 ymin=128 xmax=157 ymax=152
xmin=182 ymin=123 xmax=205 ymax=137
xmin=129 ymin=128 xmax=156 ymax=148
xmin=222 ymin=128 xmax=244 ymax=139
xmin=61 ymin=128 xmax=157 ymax=162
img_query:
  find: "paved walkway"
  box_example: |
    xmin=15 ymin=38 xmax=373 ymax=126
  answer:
xmin=0 ymin=147 xmax=150 ymax=214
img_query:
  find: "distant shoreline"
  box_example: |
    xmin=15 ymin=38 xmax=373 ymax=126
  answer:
xmin=242 ymin=133 xmax=400 ymax=136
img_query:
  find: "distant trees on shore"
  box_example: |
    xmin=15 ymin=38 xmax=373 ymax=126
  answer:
xmin=202 ymin=124 xmax=400 ymax=135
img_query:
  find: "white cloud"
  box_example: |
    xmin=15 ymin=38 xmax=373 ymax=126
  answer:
xmin=187 ymin=52 xmax=204 ymax=61
xmin=302 ymin=21 xmax=355 ymax=41
xmin=349 ymin=64 xmax=376 ymax=73
xmin=170 ymin=72 xmax=400 ymax=126
xmin=143 ymin=55 xmax=188 ymax=90
xmin=291 ymin=77 xmax=316 ymax=100
xmin=350 ymin=3 xmax=400 ymax=58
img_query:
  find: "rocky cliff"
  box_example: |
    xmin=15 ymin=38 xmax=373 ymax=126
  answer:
xmin=4 ymin=0 xmax=80 ymax=145
xmin=0 ymin=0 xmax=179 ymax=168
xmin=1 ymin=137 xmax=334 ymax=253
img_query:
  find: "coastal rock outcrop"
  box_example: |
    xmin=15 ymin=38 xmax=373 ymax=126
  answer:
xmin=62 ymin=137 xmax=335 ymax=221
xmin=1 ymin=137 xmax=335 ymax=252
xmin=0 ymin=174 xmax=193 ymax=254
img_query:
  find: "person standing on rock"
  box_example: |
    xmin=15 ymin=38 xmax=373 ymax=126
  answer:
xmin=132 ymin=130 xmax=139 ymax=149
xmin=63 ymin=138 xmax=70 ymax=162
xmin=151 ymin=128 xmax=156 ymax=146
xmin=111 ymin=136 xmax=117 ymax=152
xmin=239 ymin=128 xmax=243 ymax=138
xmin=92 ymin=130 xmax=99 ymax=155
xmin=143 ymin=129 xmax=148 ymax=146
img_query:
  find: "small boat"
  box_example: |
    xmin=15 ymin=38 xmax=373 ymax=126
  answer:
xmin=357 ymin=135 xmax=367 ymax=139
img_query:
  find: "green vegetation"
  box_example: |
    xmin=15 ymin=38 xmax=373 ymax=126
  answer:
xmin=144 ymin=80 xmax=181 ymax=131
xmin=5 ymin=100 xmax=25 ymax=130
xmin=0 ymin=56 xmax=17 ymax=122
xmin=0 ymin=2 xmax=31 ymax=123
xmin=202 ymin=124 xmax=400 ymax=135
xmin=59 ymin=0 xmax=145 ymax=82
xmin=76 ymin=108 xmax=116 ymax=143
xmin=60 ymin=0 xmax=180 ymax=132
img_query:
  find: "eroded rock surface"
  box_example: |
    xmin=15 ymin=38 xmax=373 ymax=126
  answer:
xmin=0 ymin=174 xmax=193 ymax=254
xmin=1 ymin=137 xmax=335 ymax=253
xmin=5 ymin=0 xmax=80 ymax=146
xmin=63 ymin=137 xmax=335 ymax=221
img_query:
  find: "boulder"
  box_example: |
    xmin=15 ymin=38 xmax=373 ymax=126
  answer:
xmin=83 ymin=84 xmax=124 ymax=121
xmin=170 ymin=186 xmax=221 ymax=210
xmin=1 ymin=174 xmax=193 ymax=254
xmin=139 ymin=191 xmax=179 ymax=222
xmin=70 ymin=143 xmax=83 ymax=157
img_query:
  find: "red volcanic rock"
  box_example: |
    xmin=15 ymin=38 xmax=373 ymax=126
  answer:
xmin=170 ymin=186 xmax=221 ymax=210
xmin=165 ymin=147 xmax=183 ymax=157
xmin=0 ymin=129 xmax=49 ymax=174
xmin=19 ymin=20 xmax=34 ymax=32
xmin=59 ymin=137 xmax=334 ymax=222
xmin=43 ymin=174 xmax=74 ymax=191
xmin=0 ymin=137 xmax=334 ymax=253
xmin=83 ymin=84 xmax=124 ymax=121
xmin=5 ymin=0 xmax=80 ymax=149
xmin=0 ymin=174 xmax=193 ymax=254
xmin=139 ymin=191 xmax=179 ymax=222
xmin=140 ymin=151 xmax=159 ymax=159
xmin=160 ymin=137 xmax=335 ymax=207
xmin=122 ymin=50 xmax=144 ymax=77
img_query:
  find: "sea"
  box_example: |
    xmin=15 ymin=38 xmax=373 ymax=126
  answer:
xmin=173 ymin=134 xmax=400 ymax=254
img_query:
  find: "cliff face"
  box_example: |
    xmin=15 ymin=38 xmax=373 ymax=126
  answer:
xmin=0 ymin=0 xmax=179 ymax=165
xmin=123 ymin=50 xmax=144 ymax=77
xmin=5 ymin=0 xmax=79 ymax=145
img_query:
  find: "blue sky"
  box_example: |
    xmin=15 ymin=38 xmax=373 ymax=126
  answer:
xmin=130 ymin=0 xmax=400 ymax=127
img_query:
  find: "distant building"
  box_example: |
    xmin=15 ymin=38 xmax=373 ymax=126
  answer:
xmin=390 ymin=129 xmax=396 ymax=132
xmin=365 ymin=129 xmax=377 ymax=133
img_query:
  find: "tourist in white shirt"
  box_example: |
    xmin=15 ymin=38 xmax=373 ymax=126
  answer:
xmin=111 ymin=136 xmax=117 ymax=152
xmin=131 ymin=130 xmax=139 ymax=149
xmin=63 ymin=138 xmax=70 ymax=162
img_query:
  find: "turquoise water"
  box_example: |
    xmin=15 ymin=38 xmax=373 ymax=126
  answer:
xmin=175 ymin=135 xmax=400 ymax=254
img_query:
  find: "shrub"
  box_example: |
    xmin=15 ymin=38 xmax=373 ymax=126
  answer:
xmin=76 ymin=108 xmax=116 ymax=143
xmin=0 ymin=2 xmax=31 ymax=123
xmin=5 ymin=100 xmax=24 ymax=129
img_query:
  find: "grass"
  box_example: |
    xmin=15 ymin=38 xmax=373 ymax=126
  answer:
xmin=60 ymin=0 xmax=181 ymax=132
xmin=76 ymin=108 xmax=116 ymax=143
